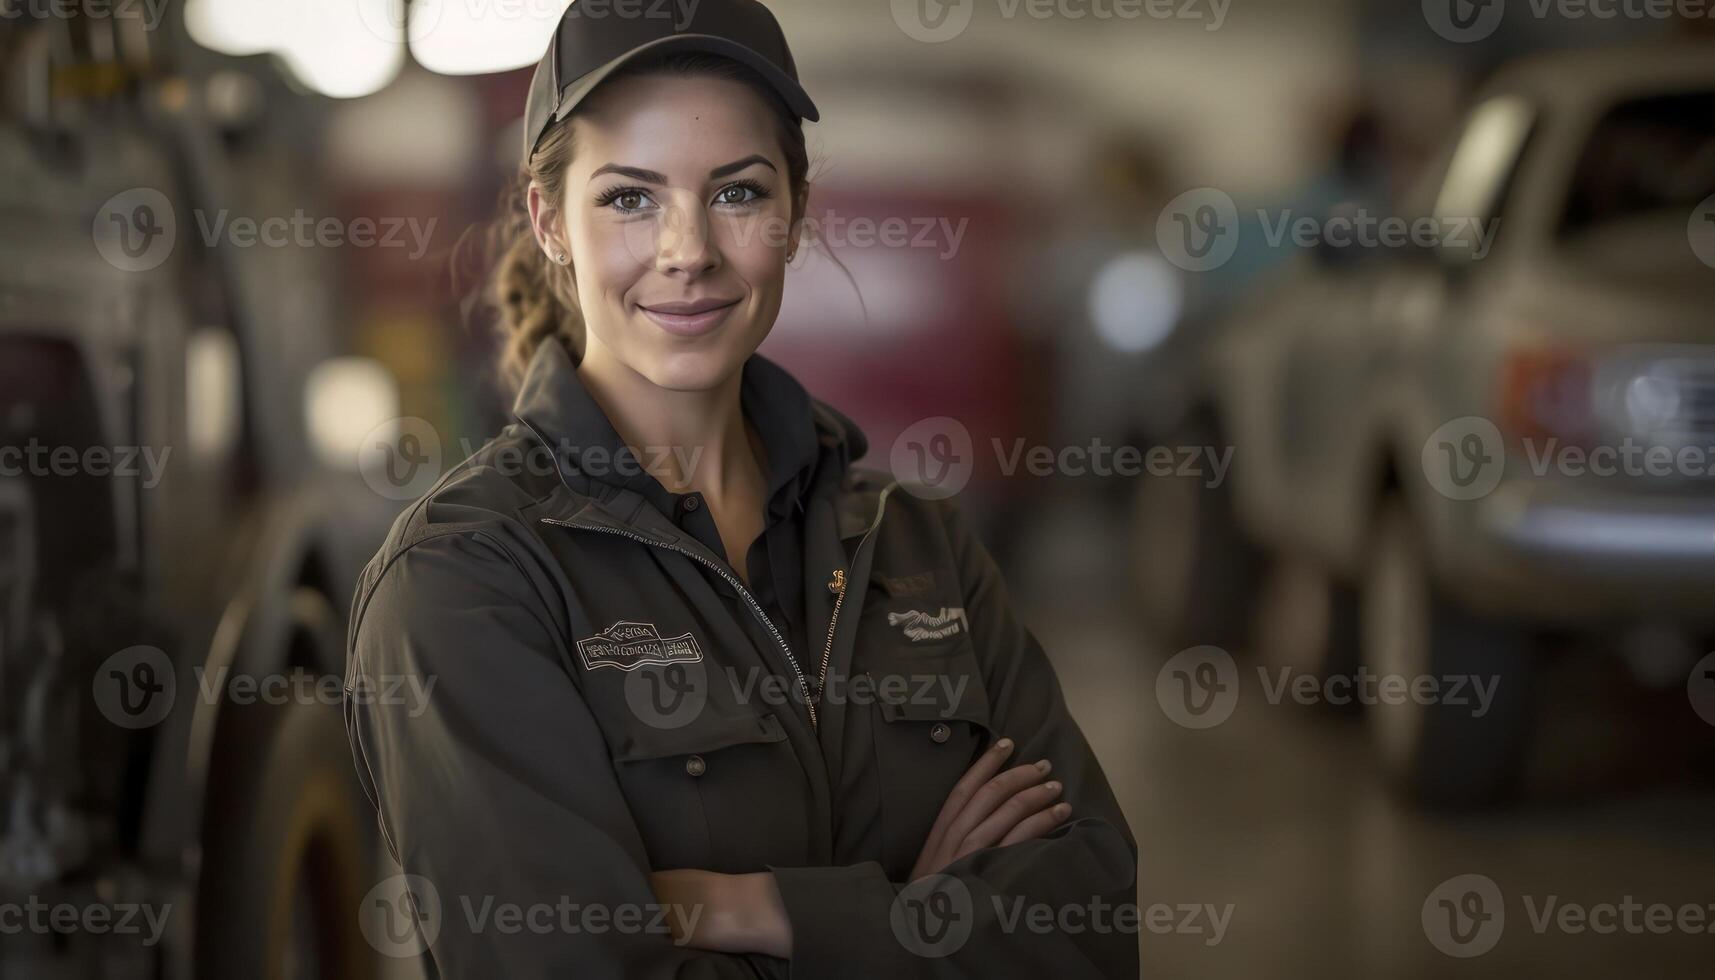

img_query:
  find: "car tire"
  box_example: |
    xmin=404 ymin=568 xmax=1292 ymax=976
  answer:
xmin=1251 ymin=553 xmax=1362 ymax=711
xmin=1130 ymin=416 xmax=1260 ymax=654
xmin=1361 ymin=498 xmax=1535 ymax=808
xmin=197 ymin=688 xmax=376 ymax=980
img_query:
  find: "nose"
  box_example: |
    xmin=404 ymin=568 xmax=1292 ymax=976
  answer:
xmin=652 ymin=192 xmax=719 ymax=279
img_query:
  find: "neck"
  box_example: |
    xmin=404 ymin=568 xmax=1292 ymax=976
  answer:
xmin=575 ymin=345 xmax=764 ymax=502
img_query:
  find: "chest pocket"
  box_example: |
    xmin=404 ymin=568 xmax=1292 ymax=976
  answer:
xmin=602 ymin=696 xmax=810 ymax=874
xmin=853 ymin=592 xmax=996 ymax=877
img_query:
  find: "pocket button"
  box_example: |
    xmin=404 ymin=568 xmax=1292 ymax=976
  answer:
xmin=929 ymin=722 xmax=952 ymax=744
xmin=685 ymin=754 xmax=707 ymax=777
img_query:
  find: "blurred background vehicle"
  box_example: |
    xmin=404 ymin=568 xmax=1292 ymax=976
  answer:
xmin=2 ymin=1 xmax=1714 ymax=978
xmin=1146 ymin=43 xmax=1715 ymax=807
xmin=1 ymin=11 xmax=400 ymax=978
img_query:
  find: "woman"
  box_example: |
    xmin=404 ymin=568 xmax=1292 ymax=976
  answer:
xmin=344 ymin=2 xmax=1138 ymax=976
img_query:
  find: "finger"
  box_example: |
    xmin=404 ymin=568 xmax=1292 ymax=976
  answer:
xmin=920 ymin=736 xmax=1015 ymax=862
xmin=996 ymin=802 xmax=1073 ymax=848
xmin=958 ymin=780 xmax=1063 ymax=855
xmin=940 ymin=759 xmax=1052 ymax=851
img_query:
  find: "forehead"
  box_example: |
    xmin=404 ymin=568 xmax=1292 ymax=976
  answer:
xmin=570 ymin=73 xmax=783 ymax=179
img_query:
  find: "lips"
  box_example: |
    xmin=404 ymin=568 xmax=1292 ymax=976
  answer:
xmin=637 ymin=297 xmax=741 ymax=338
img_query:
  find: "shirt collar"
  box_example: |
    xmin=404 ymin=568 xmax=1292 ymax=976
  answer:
xmin=511 ymin=338 xmax=846 ymax=516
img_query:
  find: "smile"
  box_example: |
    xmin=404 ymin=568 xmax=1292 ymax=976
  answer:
xmin=637 ymin=298 xmax=740 ymax=338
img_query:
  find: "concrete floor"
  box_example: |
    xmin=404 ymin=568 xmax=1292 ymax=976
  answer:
xmin=1009 ymin=493 xmax=1715 ymax=980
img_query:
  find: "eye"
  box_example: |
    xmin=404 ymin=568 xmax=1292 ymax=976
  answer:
xmin=713 ymin=179 xmax=771 ymax=208
xmin=596 ymin=186 xmax=657 ymax=214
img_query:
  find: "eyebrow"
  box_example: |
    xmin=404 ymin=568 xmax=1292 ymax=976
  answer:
xmin=589 ymin=155 xmax=777 ymax=185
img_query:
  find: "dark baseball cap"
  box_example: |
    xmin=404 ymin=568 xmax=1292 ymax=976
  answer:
xmin=522 ymin=0 xmax=819 ymax=164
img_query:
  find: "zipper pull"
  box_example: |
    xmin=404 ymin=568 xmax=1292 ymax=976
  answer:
xmin=828 ymin=568 xmax=847 ymax=594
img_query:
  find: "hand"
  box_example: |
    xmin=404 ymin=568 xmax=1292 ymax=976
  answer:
xmin=649 ymin=869 xmax=791 ymax=958
xmin=908 ymin=736 xmax=1071 ymax=881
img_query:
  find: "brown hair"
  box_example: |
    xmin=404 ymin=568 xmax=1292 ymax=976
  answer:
xmin=490 ymin=51 xmax=812 ymax=390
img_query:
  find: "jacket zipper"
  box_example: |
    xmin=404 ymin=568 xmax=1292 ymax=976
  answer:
xmin=815 ymin=482 xmax=899 ymax=711
xmin=542 ymin=482 xmax=898 ymax=732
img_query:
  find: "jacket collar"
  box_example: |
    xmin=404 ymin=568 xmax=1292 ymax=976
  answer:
xmin=511 ymin=338 xmax=867 ymax=521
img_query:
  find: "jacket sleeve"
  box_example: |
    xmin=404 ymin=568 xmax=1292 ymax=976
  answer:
xmin=345 ymin=529 xmax=781 ymax=980
xmin=767 ymin=498 xmax=1140 ymax=979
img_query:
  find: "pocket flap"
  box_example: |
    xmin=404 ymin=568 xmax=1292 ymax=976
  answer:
xmin=609 ymin=712 xmax=787 ymax=764
xmin=870 ymin=666 xmax=991 ymax=728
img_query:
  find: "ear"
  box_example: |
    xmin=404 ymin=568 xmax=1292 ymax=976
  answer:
xmin=785 ymin=185 xmax=809 ymax=262
xmin=527 ymin=180 xmax=568 ymax=265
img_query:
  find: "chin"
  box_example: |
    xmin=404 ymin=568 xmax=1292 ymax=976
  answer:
xmin=639 ymin=343 xmax=750 ymax=392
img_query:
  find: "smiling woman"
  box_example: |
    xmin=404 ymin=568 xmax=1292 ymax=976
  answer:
xmin=343 ymin=2 xmax=1138 ymax=978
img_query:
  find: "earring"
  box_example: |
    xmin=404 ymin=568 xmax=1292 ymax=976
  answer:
xmin=555 ymin=251 xmax=567 ymax=264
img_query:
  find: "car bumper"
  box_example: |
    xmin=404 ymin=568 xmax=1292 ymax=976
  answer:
xmin=1439 ymin=478 xmax=1715 ymax=625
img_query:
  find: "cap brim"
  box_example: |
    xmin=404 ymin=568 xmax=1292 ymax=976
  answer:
xmin=551 ymin=33 xmax=819 ymax=127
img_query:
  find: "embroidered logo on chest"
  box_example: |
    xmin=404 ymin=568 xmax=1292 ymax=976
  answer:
xmin=886 ymin=607 xmax=970 ymax=643
xmin=576 ymin=620 xmax=704 ymax=672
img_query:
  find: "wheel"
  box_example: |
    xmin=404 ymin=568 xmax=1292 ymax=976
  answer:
xmin=1251 ymin=553 xmax=1362 ymax=711
xmin=1361 ymin=498 xmax=1535 ymax=808
xmin=1130 ymin=416 xmax=1261 ymax=653
xmin=197 ymin=690 xmax=376 ymax=980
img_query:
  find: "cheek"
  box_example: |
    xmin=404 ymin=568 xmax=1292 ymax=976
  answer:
xmin=571 ymin=219 xmax=649 ymax=308
xmin=716 ymin=212 xmax=790 ymax=307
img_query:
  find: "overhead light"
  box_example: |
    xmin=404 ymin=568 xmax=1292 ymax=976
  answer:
xmin=1088 ymin=251 xmax=1183 ymax=354
xmin=412 ymin=0 xmax=571 ymax=75
xmin=185 ymin=0 xmax=403 ymax=99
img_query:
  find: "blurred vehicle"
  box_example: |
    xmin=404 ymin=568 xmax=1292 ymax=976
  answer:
xmin=1 ymin=14 xmax=395 ymax=980
xmin=1143 ymin=43 xmax=1715 ymax=807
